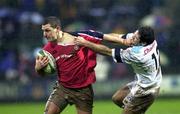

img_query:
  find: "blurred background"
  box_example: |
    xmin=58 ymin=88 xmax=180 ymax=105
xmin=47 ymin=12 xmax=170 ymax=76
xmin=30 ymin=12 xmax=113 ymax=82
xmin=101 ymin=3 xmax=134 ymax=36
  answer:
xmin=0 ymin=0 xmax=180 ymax=103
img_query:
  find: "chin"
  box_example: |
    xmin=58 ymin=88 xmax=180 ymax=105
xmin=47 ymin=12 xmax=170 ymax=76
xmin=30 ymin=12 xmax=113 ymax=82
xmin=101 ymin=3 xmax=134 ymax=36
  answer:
xmin=47 ymin=38 xmax=56 ymax=42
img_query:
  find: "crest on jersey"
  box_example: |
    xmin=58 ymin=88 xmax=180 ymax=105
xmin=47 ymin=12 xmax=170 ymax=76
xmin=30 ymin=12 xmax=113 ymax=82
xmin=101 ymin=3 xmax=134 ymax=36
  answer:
xmin=74 ymin=45 xmax=79 ymax=50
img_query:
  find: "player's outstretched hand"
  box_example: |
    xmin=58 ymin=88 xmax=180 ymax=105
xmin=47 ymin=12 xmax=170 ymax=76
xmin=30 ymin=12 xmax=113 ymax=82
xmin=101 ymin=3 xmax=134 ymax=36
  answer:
xmin=126 ymin=34 xmax=140 ymax=46
xmin=74 ymin=36 xmax=86 ymax=46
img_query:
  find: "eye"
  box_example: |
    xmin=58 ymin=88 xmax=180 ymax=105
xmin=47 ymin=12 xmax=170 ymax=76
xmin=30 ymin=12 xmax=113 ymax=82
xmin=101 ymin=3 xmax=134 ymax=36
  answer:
xmin=44 ymin=29 xmax=51 ymax=32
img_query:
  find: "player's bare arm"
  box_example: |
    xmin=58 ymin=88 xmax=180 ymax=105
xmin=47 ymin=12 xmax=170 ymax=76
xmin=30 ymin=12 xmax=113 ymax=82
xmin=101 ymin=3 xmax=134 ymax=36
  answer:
xmin=103 ymin=33 xmax=140 ymax=46
xmin=74 ymin=37 xmax=112 ymax=56
xmin=103 ymin=33 xmax=132 ymax=46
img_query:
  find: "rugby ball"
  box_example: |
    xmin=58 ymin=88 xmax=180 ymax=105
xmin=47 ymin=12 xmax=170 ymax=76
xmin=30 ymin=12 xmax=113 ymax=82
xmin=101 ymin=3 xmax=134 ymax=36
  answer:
xmin=37 ymin=49 xmax=56 ymax=74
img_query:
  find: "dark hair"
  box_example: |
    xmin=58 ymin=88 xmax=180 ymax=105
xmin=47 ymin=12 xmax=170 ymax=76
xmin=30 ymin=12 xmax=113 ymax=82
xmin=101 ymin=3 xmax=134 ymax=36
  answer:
xmin=44 ymin=16 xmax=61 ymax=28
xmin=138 ymin=26 xmax=155 ymax=45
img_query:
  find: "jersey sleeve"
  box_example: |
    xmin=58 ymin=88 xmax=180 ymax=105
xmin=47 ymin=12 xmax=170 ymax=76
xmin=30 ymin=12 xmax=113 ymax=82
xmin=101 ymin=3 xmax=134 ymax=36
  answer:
xmin=69 ymin=30 xmax=104 ymax=43
xmin=112 ymin=47 xmax=139 ymax=64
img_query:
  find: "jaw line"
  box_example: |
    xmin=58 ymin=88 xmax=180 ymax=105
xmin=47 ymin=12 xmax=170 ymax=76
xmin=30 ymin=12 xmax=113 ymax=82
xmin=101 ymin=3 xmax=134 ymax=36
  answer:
xmin=46 ymin=37 xmax=55 ymax=42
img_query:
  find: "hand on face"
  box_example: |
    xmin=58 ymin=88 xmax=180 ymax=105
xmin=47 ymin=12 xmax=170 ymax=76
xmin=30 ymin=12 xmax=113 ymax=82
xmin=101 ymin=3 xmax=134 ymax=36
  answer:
xmin=127 ymin=31 xmax=140 ymax=46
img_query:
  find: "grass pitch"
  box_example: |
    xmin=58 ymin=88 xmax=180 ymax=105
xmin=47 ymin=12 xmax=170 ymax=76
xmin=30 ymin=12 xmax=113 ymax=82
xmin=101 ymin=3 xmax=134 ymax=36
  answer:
xmin=0 ymin=99 xmax=179 ymax=114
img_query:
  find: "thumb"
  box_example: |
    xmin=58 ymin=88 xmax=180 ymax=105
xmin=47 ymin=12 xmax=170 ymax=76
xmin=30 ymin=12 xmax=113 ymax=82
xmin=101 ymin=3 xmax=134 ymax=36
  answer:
xmin=74 ymin=37 xmax=78 ymax=43
xmin=74 ymin=36 xmax=77 ymax=40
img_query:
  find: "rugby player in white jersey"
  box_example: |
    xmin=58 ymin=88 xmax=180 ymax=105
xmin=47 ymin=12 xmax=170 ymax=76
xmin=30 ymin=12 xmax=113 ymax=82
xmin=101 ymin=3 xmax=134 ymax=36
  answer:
xmin=74 ymin=26 xmax=162 ymax=114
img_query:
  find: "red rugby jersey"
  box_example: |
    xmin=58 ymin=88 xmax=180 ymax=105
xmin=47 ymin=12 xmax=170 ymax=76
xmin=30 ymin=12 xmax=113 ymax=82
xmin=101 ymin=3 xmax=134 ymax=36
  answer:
xmin=43 ymin=30 xmax=103 ymax=88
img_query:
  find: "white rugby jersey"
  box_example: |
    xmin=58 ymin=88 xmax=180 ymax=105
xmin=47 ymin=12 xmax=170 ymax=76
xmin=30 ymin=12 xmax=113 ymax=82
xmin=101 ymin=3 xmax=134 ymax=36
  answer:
xmin=112 ymin=41 xmax=162 ymax=88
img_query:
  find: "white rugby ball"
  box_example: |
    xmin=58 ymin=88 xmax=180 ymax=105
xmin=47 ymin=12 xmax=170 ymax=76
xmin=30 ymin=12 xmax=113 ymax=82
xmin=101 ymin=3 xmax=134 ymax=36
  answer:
xmin=37 ymin=49 xmax=56 ymax=74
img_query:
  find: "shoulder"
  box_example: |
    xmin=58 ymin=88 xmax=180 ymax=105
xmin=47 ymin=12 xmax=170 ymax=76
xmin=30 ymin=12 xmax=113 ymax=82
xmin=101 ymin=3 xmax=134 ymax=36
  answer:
xmin=124 ymin=46 xmax=144 ymax=61
xmin=43 ymin=42 xmax=56 ymax=50
xmin=131 ymin=46 xmax=144 ymax=54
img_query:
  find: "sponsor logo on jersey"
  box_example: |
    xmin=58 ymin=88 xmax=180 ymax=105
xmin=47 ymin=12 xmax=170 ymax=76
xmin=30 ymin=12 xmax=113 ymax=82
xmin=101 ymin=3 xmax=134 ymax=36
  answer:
xmin=144 ymin=42 xmax=155 ymax=55
xmin=55 ymin=54 xmax=73 ymax=61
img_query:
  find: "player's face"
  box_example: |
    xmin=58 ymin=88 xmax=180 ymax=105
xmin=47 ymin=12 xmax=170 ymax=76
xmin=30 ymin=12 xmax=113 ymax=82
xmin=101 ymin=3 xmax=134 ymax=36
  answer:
xmin=133 ymin=30 xmax=140 ymax=39
xmin=42 ymin=24 xmax=58 ymax=41
xmin=131 ymin=30 xmax=140 ymax=45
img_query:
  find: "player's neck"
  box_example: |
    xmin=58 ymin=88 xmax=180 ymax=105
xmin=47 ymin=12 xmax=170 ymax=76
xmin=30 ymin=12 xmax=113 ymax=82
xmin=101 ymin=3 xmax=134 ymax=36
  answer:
xmin=57 ymin=32 xmax=74 ymax=44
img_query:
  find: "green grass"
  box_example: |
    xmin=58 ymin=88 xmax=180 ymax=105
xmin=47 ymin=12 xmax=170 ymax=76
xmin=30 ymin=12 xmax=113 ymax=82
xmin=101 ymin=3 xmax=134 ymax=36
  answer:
xmin=0 ymin=99 xmax=180 ymax=114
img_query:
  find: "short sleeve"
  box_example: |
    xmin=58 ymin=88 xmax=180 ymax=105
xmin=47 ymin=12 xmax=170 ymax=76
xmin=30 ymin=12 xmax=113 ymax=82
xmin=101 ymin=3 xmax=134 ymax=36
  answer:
xmin=112 ymin=47 xmax=138 ymax=64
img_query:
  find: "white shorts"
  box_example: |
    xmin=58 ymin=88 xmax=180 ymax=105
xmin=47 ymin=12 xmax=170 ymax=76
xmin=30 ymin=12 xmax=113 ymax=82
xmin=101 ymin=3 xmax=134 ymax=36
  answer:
xmin=123 ymin=81 xmax=160 ymax=112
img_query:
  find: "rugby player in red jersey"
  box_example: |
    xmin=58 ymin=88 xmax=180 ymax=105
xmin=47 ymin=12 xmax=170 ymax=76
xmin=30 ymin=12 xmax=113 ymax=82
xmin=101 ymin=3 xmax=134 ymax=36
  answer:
xmin=35 ymin=16 xmax=134 ymax=114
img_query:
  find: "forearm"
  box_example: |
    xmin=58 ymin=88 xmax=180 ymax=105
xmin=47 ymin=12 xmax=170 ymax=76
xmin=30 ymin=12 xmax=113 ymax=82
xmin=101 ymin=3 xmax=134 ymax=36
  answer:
xmin=103 ymin=33 xmax=131 ymax=46
xmin=83 ymin=41 xmax=112 ymax=56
